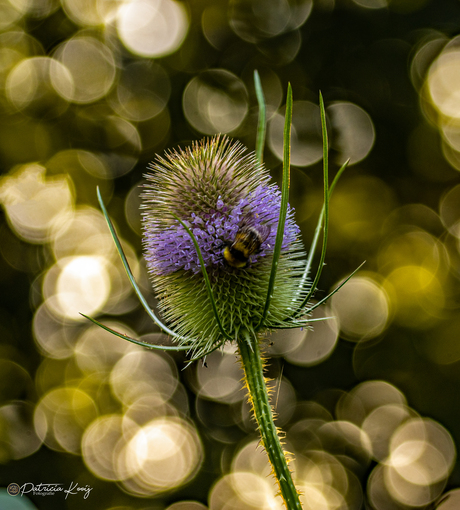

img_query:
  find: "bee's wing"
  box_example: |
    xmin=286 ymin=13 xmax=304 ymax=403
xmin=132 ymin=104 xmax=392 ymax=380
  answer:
xmin=240 ymin=221 xmax=271 ymax=242
xmin=257 ymin=224 xmax=271 ymax=243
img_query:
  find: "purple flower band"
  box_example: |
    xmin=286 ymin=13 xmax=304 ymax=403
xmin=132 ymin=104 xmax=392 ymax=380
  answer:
xmin=144 ymin=184 xmax=300 ymax=275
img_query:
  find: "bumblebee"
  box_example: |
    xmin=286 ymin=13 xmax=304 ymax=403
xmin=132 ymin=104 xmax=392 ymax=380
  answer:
xmin=223 ymin=225 xmax=270 ymax=268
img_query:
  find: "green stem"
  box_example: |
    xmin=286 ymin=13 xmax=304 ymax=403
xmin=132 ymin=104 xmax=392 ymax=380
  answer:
xmin=238 ymin=333 xmax=302 ymax=510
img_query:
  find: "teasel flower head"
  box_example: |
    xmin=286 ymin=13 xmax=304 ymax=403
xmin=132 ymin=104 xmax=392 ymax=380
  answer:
xmin=141 ymin=135 xmax=308 ymax=359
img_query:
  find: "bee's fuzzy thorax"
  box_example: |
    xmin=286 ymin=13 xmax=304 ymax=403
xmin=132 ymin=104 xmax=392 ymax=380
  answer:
xmin=141 ymin=135 xmax=307 ymax=357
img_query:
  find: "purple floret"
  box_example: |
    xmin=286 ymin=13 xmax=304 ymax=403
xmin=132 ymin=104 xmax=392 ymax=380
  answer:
xmin=144 ymin=184 xmax=300 ymax=275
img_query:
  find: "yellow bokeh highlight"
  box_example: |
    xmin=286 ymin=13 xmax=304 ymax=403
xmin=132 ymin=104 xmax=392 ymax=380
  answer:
xmin=117 ymin=0 xmax=189 ymax=58
xmin=81 ymin=414 xmax=203 ymax=495
xmin=428 ymin=47 xmax=460 ymax=120
xmin=0 ymin=401 xmax=42 ymax=462
xmin=53 ymin=36 xmax=116 ymax=104
xmin=209 ymin=472 xmax=283 ymax=510
xmin=268 ymin=101 xmax=322 ymax=167
xmin=61 ymin=0 xmax=119 ymax=26
xmin=55 ymin=255 xmax=111 ymax=319
xmin=110 ymin=350 xmax=178 ymax=406
xmin=378 ymin=229 xmax=444 ymax=275
xmin=268 ymin=305 xmax=339 ymax=366
xmin=329 ymin=176 xmax=396 ymax=246
xmin=0 ymin=163 xmax=73 ymax=243
xmin=183 ymin=70 xmax=248 ymax=135
xmin=34 ymin=387 xmax=98 ymax=454
xmin=6 ymin=56 xmax=72 ymax=116
xmin=383 ymin=265 xmax=444 ymax=328
xmin=328 ymin=101 xmax=375 ymax=165
xmin=193 ymin=347 xmax=243 ymax=404
xmin=331 ymin=276 xmax=390 ymax=341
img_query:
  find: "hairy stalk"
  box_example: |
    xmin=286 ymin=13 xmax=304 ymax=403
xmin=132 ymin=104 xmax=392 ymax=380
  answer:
xmin=238 ymin=332 xmax=302 ymax=510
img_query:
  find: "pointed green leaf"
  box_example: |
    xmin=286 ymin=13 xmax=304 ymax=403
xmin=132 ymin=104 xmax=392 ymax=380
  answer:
xmin=80 ymin=313 xmax=190 ymax=351
xmin=300 ymin=92 xmax=329 ymax=305
xmin=271 ymin=316 xmax=335 ymax=330
xmin=305 ymin=261 xmax=366 ymax=314
xmin=295 ymin=158 xmax=350 ymax=304
xmin=95 ymin=187 xmax=188 ymax=341
xmin=257 ymin=83 xmax=293 ymax=330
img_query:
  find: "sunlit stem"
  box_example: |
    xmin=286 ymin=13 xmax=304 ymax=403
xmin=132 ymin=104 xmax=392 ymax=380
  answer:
xmin=257 ymin=83 xmax=293 ymax=330
xmin=238 ymin=331 xmax=302 ymax=510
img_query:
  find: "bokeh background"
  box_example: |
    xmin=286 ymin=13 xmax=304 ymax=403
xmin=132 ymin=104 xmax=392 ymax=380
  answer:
xmin=1 ymin=0 xmax=460 ymax=509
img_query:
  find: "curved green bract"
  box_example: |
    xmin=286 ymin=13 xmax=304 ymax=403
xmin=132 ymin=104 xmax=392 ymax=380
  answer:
xmin=304 ymin=261 xmax=366 ymax=313
xmin=298 ymin=92 xmax=329 ymax=311
xmin=95 ymin=187 xmax=187 ymax=340
xmin=288 ymin=93 xmax=351 ymax=321
xmin=171 ymin=214 xmax=233 ymax=341
xmin=290 ymin=161 xmax=350 ymax=321
xmin=274 ymin=316 xmax=335 ymax=330
xmin=82 ymin=188 xmax=208 ymax=353
xmin=80 ymin=313 xmax=190 ymax=351
xmin=296 ymin=158 xmax=349 ymax=302
xmin=257 ymin=83 xmax=293 ymax=330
